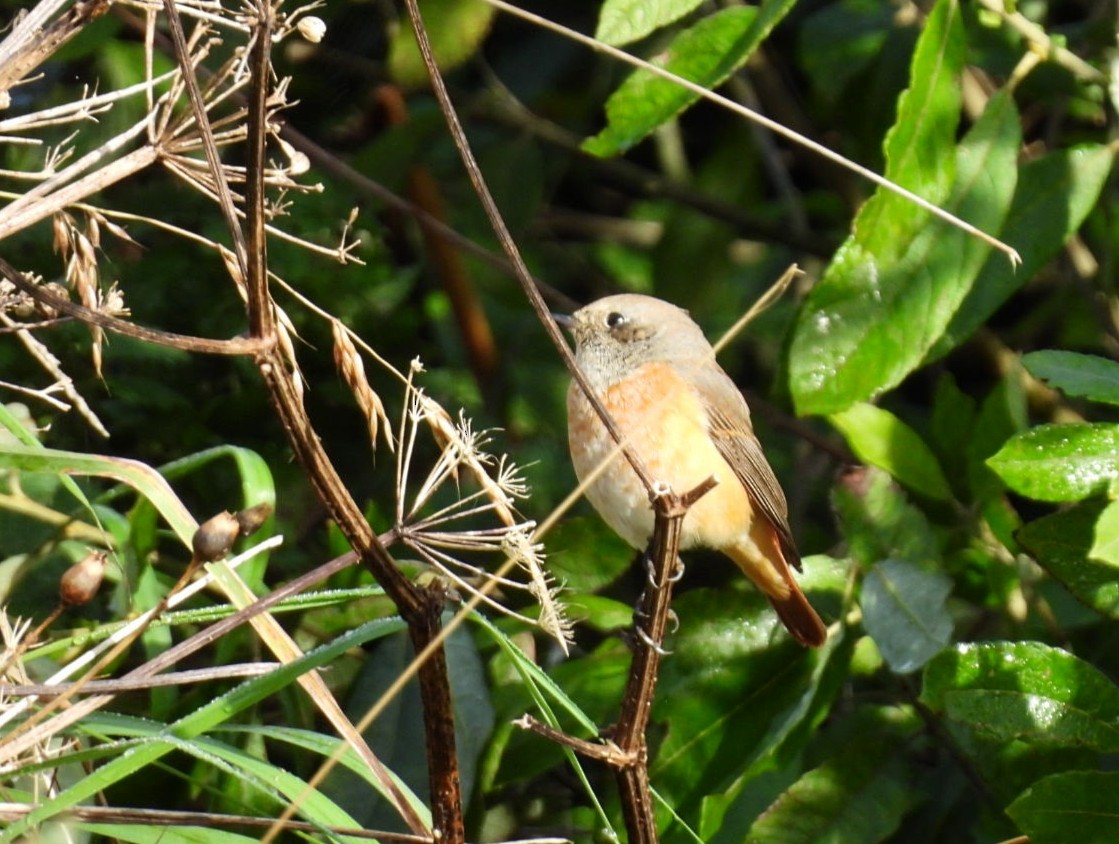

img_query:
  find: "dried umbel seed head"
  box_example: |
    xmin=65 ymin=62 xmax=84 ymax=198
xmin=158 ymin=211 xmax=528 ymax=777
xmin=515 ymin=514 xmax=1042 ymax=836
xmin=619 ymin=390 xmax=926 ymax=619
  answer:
xmin=192 ymin=511 xmax=241 ymax=563
xmin=60 ymin=551 xmax=108 ymax=607
xmin=234 ymin=502 xmax=273 ymax=538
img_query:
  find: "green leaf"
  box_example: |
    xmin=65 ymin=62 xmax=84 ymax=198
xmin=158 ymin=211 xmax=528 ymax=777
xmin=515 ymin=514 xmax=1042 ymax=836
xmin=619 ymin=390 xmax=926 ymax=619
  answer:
xmin=0 ymin=618 xmax=408 ymax=842
xmin=933 ymin=145 xmax=1114 ymax=359
xmin=861 ymin=559 xmax=952 ymax=673
xmin=921 ymin=641 xmax=1119 ymax=752
xmin=0 ymin=442 xmax=196 ymax=546
xmin=828 ymin=403 xmax=952 ymax=501
xmin=929 ymin=373 xmax=978 ymax=495
xmin=388 ymin=0 xmax=496 ymax=88
xmin=789 ymin=70 xmax=1019 ymax=414
xmin=744 ymin=716 xmax=914 ymax=844
xmin=831 ymin=466 xmax=940 ymax=567
xmin=326 ymin=622 xmax=493 ymax=828
xmin=787 ymin=82 xmax=1025 ymax=414
xmin=595 ymin=0 xmax=704 ymax=47
xmin=583 ymin=0 xmax=795 ymax=156
xmin=1017 ymin=502 xmax=1119 ymax=619
xmin=798 ymin=0 xmax=896 ymax=107
xmin=650 ymin=561 xmax=848 ymax=813
xmin=987 ymin=423 xmax=1119 ymax=502
xmin=1007 ymin=770 xmax=1119 ymax=844
xmin=1023 ymin=351 xmax=1119 ymax=407
xmin=1089 ymin=500 xmax=1119 ymax=566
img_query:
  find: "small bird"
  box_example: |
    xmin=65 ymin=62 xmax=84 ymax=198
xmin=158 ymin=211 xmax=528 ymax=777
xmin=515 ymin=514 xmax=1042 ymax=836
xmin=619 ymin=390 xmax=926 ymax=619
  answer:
xmin=559 ymin=294 xmax=825 ymax=647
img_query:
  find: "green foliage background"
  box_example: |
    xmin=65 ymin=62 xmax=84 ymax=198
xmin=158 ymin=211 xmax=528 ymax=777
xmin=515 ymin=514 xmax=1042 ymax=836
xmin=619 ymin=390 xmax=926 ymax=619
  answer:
xmin=2 ymin=0 xmax=1118 ymax=842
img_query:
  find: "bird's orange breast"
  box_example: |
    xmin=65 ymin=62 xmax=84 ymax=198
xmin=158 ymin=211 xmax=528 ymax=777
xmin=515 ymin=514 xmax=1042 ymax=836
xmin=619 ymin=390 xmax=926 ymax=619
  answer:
xmin=567 ymin=362 xmax=756 ymax=552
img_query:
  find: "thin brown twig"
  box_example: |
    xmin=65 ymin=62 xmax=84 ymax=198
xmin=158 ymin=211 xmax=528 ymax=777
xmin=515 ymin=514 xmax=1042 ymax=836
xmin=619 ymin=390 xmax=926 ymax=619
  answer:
xmin=513 ymin=714 xmax=621 ymax=763
xmin=398 ymin=0 xmax=658 ymax=499
xmin=161 ymin=0 xmax=249 ymax=278
xmin=0 ymin=662 xmax=282 ymax=696
xmin=513 ymin=478 xmax=714 ymax=844
xmin=0 ymin=255 xmax=271 ymax=356
xmin=0 ymin=801 xmax=431 ymax=842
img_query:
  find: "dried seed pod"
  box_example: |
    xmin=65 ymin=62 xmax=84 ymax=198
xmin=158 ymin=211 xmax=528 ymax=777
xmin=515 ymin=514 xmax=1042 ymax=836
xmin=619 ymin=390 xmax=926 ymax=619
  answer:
xmin=234 ymin=502 xmax=273 ymax=538
xmin=192 ymin=511 xmax=241 ymax=562
xmin=60 ymin=551 xmax=108 ymax=607
xmin=297 ymin=15 xmax=326 ymax=43
xmin=36 ymin=281 xmax=70 ymax=319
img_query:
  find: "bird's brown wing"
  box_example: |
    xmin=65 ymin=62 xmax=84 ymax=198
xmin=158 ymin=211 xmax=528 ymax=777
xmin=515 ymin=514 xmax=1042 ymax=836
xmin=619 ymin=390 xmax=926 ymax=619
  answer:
xmin=685 ymin=363 xmax=801 ymax=571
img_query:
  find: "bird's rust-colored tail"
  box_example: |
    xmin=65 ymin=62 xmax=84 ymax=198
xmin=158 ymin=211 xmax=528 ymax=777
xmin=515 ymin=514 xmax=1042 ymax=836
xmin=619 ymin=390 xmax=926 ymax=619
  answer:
xmin=726 ymin=527 xmax=827 ymax=648
xmin=767 ymin=586 xmax=826 ymax=648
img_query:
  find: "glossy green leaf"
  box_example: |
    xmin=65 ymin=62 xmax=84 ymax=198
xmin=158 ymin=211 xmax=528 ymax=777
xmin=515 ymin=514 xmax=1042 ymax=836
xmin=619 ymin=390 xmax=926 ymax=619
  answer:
xmin=744 ymin=718 xmax=913 ymax=844
xmin=583 ymin=0 xmax=795 ymax=156
xmin=650 ymin=560 xmax=847 ymax=812
xmin=861 ymin=559 xmax=952 ymax=673
xmin=789 ymin=68 xmax=1019 ymax=415
xmin=1023 ymin=351 xmax=1119 ymax=407
xmin=389 ymin=0 xmax=496 ymax=88
xmin=1017 ymin=502 xmax=1119 ymax=619
xmin=789 ymin=0 xmax=989 ymax=414
xmin=1089 ymin=500 xmax=1119 ymax=566
xmin=934 ymin=145 xmax=1114 ymax=359
xmin=987 ymin=423 xmax=1119 ymax=502
xmin=831 ymin=466 xmax=940 ymax=567
xmin=595 ymin=0 xmax=704 ymax=46
xmin=828 ymin=403 xmax=952 ymax=501
xmin=921 ymin=641 xmax=1119 ymax=752
xmin=1007 ymin=770 xmax=1119 ymax=844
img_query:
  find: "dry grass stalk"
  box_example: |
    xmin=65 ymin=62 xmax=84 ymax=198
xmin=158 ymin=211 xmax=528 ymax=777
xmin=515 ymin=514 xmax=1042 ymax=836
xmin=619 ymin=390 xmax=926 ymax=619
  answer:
xmin=331 ymin=317 xmax=394 ymax=454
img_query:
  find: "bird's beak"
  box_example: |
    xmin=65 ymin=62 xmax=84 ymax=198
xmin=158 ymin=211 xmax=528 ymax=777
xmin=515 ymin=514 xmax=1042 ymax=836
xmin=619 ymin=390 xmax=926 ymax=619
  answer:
xmin=552 ymin=312 xmax=575 ymax=332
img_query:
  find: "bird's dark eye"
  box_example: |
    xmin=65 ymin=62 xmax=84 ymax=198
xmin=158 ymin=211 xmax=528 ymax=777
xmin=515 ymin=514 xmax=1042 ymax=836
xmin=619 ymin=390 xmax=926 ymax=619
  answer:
xmin=605 ymin=312 xmax=626 ymax=329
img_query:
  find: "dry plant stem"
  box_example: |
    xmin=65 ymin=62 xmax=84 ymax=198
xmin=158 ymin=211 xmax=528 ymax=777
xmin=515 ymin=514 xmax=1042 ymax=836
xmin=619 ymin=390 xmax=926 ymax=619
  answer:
xmin=0 ymin=143 xmax=158 ymax=240
xmin=0 ymin=0 xmax=111 ymax=100
xmin=161 ymin=0 xmax=249 ymax=278
xmin=0 ymin=256 xmax=270 ymax=356
xmin=515 ymin=480 xmax=714 ymax=844
xmin=0 ymin=662 xmax=282 ymax=696
xmin=0 ymin=307 xmax=108 ymax=435
xmin=399 ymin=0 xmax=658 ymax=496
xmin=0 ymin=802 xmax=432 ymax=842
xmin=111 ymin=5 xmax=574 ymax=310
xmin=232 ymin=6 xmax=460 ymax=841
xmin=0 ymin=557 xmax=205 ymax=756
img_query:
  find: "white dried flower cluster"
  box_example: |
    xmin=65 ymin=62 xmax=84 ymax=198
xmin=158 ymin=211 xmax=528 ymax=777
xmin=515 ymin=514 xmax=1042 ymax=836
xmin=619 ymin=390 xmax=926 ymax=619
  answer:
xmin=393 ymin=369 xmax=571 ymax=651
